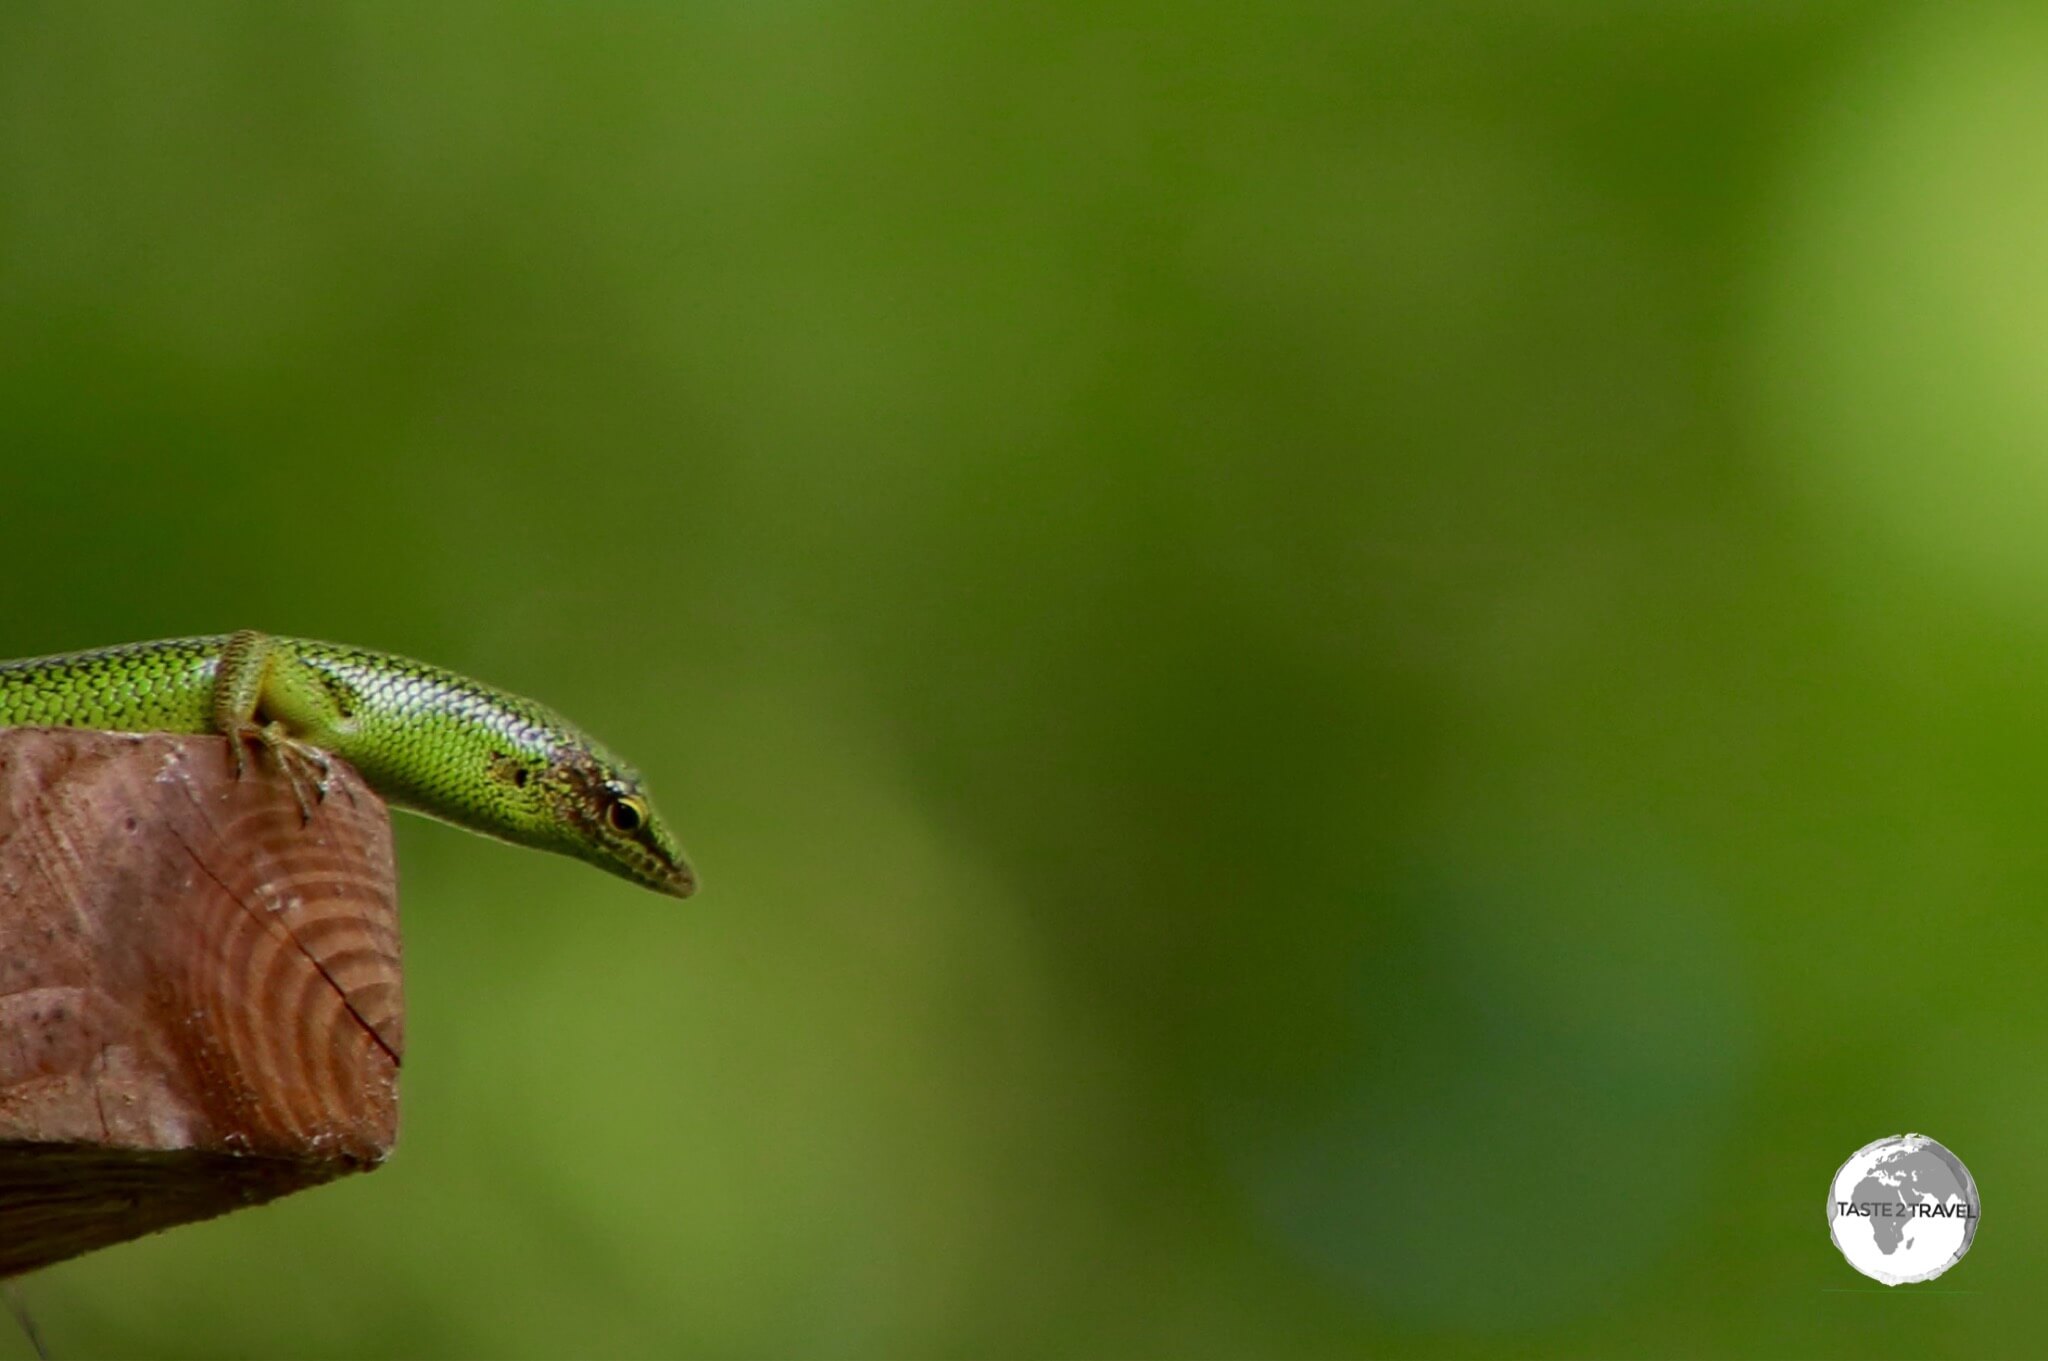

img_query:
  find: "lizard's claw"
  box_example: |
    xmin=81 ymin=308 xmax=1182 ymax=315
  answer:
xmin=225 ymin=722 xmax=336 ymax=825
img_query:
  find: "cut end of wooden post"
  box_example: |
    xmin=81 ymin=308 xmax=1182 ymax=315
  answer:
xmin=0 ymin=728 xmax=403 ymax=1278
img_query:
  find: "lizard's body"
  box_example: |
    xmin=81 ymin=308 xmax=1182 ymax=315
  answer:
xmin=0 ymin=630 xmax=694 ymax=897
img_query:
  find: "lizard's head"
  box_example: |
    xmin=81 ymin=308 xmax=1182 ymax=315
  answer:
xmin=513 ymin=739 xmax=697 ymax=898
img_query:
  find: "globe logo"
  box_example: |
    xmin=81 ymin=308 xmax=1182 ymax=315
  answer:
xmin=1827 ymin=1134 xmax=1980 ymax=1285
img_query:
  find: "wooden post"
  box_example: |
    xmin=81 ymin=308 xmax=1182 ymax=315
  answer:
xmin=0 ymin=729 xmax=403 ymax=1278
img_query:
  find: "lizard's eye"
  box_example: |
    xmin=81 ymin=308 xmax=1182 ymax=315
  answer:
xmin=606 ymin=793 xmax=648 ymax=834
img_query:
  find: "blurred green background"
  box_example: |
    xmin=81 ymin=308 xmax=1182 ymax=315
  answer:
xmin=3 ymin=1 xmax=2044 ymax=1356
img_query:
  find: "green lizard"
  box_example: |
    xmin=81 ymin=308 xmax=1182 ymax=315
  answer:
xmin=0 ymin=630 xmax=695 ymax=898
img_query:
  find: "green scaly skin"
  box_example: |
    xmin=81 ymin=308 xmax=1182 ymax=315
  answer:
xmin=0 ymin=631 xmax=696 ymax=898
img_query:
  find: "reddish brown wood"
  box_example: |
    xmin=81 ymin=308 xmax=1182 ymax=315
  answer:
xmin=0 ymin=728 xmax=402 ymax=1277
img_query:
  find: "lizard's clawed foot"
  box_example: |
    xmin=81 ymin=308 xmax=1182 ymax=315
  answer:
xmin=225 ymin=722 xmax=336 ymax=824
